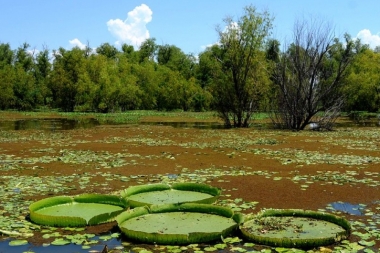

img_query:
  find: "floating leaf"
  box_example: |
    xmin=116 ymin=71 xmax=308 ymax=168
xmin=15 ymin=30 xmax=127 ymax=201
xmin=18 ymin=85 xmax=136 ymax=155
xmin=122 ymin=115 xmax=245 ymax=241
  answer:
xmin=51 ymin=238 xmax=71 ymax=246
xmin=9 ymin=239 xmax=28 ymax=246
xmin=358 ymin=240 xmax=376 ymax=247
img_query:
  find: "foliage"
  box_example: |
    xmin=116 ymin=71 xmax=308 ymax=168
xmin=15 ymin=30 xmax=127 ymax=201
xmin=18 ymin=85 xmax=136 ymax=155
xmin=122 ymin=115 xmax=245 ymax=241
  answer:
xmin=240 ymin=209 xmax=351 ymax=249
xmin=209 ymin=5 xmax=273 ymax=127
xmin=343 ymin=46 xmax=380 ymax=112
xmin=117 ymin=203 xmax=240 ymax=245
xmin=0 ymin=4 xmax=379 ymax=120
xmin=121 ymin=182 xmax=221 ymax=207
xmin=29 ymin=194 xmax=127 ymax=227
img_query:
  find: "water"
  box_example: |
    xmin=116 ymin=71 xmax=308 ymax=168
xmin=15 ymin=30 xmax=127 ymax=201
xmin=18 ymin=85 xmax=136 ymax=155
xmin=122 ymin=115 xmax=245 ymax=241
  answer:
xmin=0 ymin=118 xmax=227 ymax=131
xmin=0 ymin=118 xmax=100 ymax=131
xmin=0 ymin=237 xmax=119 ymax=253
xmin=142 ymin=121 xmax=226 ymax=129
xmin=0 ymin=117 xmax=378 ymax=131
xmin=329 ymin=202 xmax=364 ymax=215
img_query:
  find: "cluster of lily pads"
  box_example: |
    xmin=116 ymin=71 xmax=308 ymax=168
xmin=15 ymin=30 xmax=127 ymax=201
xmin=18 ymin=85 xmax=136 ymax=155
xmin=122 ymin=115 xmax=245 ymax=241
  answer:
xmin=26 ymin=182 xmax=351 ymax=251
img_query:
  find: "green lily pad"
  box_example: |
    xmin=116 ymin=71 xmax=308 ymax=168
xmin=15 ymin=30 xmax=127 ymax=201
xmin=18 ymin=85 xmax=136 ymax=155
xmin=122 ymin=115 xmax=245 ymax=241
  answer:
xmin=117 ymin=203 xmax=242 ymax=245
xmin=240 ymin=209 xmax=351 ymax=249
xmin=29 ymin=194 xmax=128 ymax=227
xmin=122 ymin=182 xmax=221 ymax=207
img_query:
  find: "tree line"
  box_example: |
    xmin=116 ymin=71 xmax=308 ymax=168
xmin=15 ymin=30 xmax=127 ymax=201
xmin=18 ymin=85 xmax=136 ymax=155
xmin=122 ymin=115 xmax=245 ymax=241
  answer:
xmin=1 ymin=5 xmax=379 ymax=129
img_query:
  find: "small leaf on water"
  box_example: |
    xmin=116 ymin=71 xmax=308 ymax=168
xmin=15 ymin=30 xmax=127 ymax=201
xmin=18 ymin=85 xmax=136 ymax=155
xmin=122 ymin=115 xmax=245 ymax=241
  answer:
xmin=214 ymin=243 xmax=227 ymax=249
xmin=9 ymin=239 xmax=28 ymax=246
xmin=231 ymin=247 xmax=247 ymax=252
xmin=110 ymin=232 xmax=120 ymax=238
xmin=98 ymin=235 xmax=112 ymax=241
xmin=358 ymin=240 xmax=376 ymax=247
xmin=51 ymin=238 xmax=71 ymax=246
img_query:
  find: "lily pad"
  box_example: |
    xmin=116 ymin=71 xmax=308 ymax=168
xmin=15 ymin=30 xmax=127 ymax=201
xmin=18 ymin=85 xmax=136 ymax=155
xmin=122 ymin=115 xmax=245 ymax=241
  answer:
xmin=29 ymin=194 xmax=128 ymax=227
xmin=240 ymin=209 xmax=351 ymax=249
xmin=121 ymin=183 xmax=221 ymax=207
xmin=116 ymin=203 xmax=243 ymax=245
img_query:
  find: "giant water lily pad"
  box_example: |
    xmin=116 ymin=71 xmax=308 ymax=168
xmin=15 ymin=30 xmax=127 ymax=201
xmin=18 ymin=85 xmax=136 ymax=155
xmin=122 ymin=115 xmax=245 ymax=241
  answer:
xmin=116 ymin=203 xmax=243 ymax=245
xmin=29 ymin=194 xmax=128 ymax=227
xmin=240 ymin=209 xmax=351 ymax=249
xmin=121 ymin=183 xmax=221 ymax=207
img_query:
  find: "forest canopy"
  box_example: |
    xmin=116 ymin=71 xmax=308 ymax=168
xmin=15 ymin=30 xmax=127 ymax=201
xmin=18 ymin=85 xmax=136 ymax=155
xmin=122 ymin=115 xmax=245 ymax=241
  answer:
xmin=0 ymin=5 xmax=379 ymax=129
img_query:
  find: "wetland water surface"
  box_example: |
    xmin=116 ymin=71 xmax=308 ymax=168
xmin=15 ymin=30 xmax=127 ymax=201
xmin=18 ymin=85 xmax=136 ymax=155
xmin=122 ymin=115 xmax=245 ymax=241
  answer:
xmin=0 ymin=117 xmax=378 ymax=131
xmin=0 ymin=118 xmax=227 ymax=131
xmin=1 ymin=114 xmax=380 ymax=252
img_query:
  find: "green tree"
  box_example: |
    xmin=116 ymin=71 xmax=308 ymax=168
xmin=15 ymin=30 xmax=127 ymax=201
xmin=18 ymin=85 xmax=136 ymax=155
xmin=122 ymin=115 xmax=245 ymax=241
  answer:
xmin=343 ymin=46 xmax=380 ymax=112
xmin=15 ymin=43 xmax=34 ymax=72
xmin=121 ymin=44 xmax=139 ymax=63
xmin=138 ymin=38 xmax=157 ymax=63
xmin=211 ymin=5 xmax=273 ymax=127
xmin=157 ymin=44 xmax=196 ymax=79
xmin=33 ymin=48 xmax=52 ymax=106
xmin=0 ymin=43 xmax=14 ymax=67
xmin=197 ymin=45 xmax=222 ymax=89
xmin=0 ymin=43 xmax=15 ymax=109
xmin=49 ymin=47 xmax=89 ymax=111
xmin=94 ymin=58 xmax=121 ymax=112
xmin=12 ymin=43 xmax=38 ymax=110
xmin=12 ymin=65 xmax=36 ymax=110
xmin=132 ymin=61 xmax=159 ymax=109
xmin=0 ymin=65 xmax=15 ymax=109
xmin=96 ymin=43 xmax=119 ymax=59
xmin=118 ymin=54 xmax=142 ymax=110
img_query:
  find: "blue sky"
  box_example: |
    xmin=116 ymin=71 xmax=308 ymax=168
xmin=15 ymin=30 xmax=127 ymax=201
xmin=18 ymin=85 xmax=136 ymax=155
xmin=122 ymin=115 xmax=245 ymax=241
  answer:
xmin=1 ymin=0 xmax=380 ymax=55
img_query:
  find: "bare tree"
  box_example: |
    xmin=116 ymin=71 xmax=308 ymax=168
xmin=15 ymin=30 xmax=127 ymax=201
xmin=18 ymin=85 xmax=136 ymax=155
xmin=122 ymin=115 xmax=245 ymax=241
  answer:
xmin=270 ymin=18 xmax=356 ymax=130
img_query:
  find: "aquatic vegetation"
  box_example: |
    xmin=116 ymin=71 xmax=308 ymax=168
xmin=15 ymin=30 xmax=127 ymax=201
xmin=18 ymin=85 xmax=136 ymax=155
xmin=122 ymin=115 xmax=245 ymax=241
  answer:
xmin=121 ymin=182 xmax=221 ymax=207
xmin=240 ymin=209 xmax=351 ymax=249
xmin=117 ymin=203 xmax=243 ymax=245
xmin=29 ymin=194 xmax=128 ymax=227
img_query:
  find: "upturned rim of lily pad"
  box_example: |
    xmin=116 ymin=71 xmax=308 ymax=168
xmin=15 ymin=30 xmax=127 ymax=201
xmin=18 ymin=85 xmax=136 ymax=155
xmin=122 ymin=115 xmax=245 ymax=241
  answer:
xmin=29 ymin=193 xmax=128 ymax=227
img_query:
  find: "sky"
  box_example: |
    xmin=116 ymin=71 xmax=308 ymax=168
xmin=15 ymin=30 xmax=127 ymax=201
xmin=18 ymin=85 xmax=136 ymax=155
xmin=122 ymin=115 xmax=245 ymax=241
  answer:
xmin=1 ymin=0 xmax=380 ymax=55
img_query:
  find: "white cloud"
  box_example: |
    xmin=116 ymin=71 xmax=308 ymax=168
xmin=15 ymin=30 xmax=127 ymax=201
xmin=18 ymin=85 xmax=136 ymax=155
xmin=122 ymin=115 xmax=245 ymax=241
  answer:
xmin=69 ymin=38 xmax=86 ymax=49
xmin=107 ymin=4 xmax=153 ymax=48
xmin=201 ymin=43 xmax=217 ymax=50
xmin=355 ymin=29 xmax=380 ymax=49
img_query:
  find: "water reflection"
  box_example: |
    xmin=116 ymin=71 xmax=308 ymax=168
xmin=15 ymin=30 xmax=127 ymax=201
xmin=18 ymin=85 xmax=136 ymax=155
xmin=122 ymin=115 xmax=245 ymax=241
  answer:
xmin=142 ymin=121 xmax=226 ymax=129
xmin=330 ymin=202 xmax=364 ymax=215
xmin=0 ymin=118 xmax=100 ymax=131
xmin=0 ymin=117 xmax=378 ymax=131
